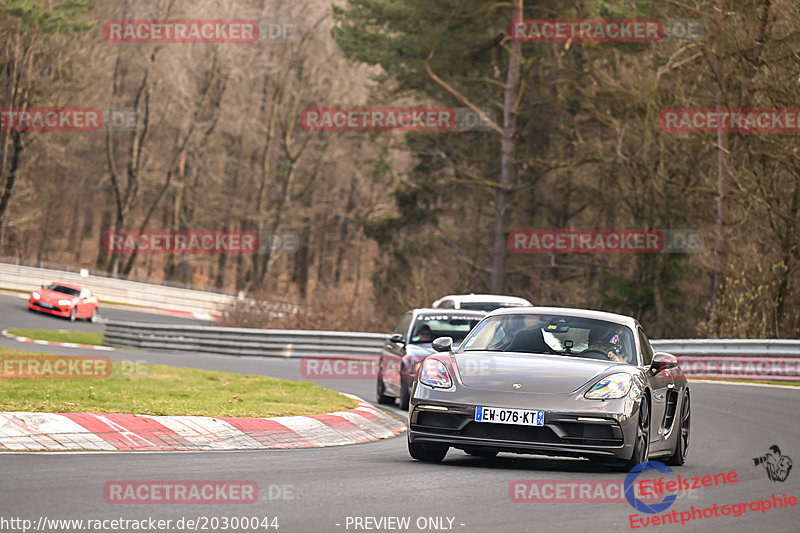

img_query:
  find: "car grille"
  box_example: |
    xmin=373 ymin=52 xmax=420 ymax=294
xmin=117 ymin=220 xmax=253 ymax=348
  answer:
xmin=460 ymin=422 xmax=562 ymax=443
xmin=34 ymin=302 xmax=60 ymax=311
xmin=412 ymin=411 xmax=623 ymax=447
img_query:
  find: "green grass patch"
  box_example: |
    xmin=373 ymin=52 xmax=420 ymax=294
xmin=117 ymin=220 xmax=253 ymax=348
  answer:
xmin=7 ymin=328 xmax=104 ymax=346
xmin=688 ymin=377 xmax=800 ymax=387
xmin=0 ymin=348 xmax=357 ymax=417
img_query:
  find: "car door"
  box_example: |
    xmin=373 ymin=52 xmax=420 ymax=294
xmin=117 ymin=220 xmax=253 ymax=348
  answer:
xmin=77 ymin=288 xmax=90 ymax=318
xmin=638 ymin=326 xmax=670 ymax=447
xmin=382 ymin=312 xmax=412 ymax=396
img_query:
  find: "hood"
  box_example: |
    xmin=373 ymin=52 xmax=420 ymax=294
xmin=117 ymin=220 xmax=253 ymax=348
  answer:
xmin=453 ymin=352 xmax=624 ymax=394
xmin=405 ymin=343 xmax=437 ymax=358
xmin=36 ymin=289 xmax=77 ymax=302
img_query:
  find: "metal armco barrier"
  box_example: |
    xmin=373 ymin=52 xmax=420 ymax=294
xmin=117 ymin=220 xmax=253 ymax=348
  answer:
xmin=677 ymin=356 xmax=800 ymax=381
xmin=0 ymin=262 xmax=235 ymax=315
xmin=651 ymin=339 xmax=800 ymax=357
xmin=651 ymin=340 xmax=800 ymax=381
xmin=103 ymin=320 xmax=388 ymax=358
xmin=102 ymin=321 xmax=800 ymax=380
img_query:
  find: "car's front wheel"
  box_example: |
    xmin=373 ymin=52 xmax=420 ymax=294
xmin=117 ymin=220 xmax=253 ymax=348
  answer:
xmin=69 ymin=307 xmax=77 ymax=322
xmin=399 ymin=378 xmax=410 ymax=411
xmin=666 ymin=392 xmax=690 ymax=466
xmin=622 ymin=395 xmax=650 ymax=471
xmin=408 ymin=440 xmax=448 ymax=463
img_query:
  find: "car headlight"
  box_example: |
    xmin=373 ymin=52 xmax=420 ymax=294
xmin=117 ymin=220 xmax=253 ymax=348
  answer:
xmin=57 ymin=299 xmax=73 ymax=306
xmin=585 ymin=372 xmax=632 ymax=399
xmin=419 ymin=359 xmax=452 ymax=389
xmin=32 ymin=292 xmax=40 ymax=300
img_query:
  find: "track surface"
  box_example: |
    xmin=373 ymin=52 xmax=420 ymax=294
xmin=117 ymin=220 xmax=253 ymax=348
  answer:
xmin=0 ymin=297 xmax=798 ymax=532
xmin=0 ymin=292 xmax=205 ymax=332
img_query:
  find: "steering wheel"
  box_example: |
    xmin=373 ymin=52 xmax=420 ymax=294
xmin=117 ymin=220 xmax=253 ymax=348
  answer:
xmin=580 ymin=348 xmax=612 ymax=361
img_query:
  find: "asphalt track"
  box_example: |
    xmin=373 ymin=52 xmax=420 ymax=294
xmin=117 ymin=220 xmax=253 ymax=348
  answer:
xmin=0 ymin=295 xmax=798 ymax=532
xmin=0 ymin=292 xmax=205 ymax=332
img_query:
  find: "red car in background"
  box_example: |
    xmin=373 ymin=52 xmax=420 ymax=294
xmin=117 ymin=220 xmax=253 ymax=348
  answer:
xmin=27 ymin=282 xmax=99 ymax=322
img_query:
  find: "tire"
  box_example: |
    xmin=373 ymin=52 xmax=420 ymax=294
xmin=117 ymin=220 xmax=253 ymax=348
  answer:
xmin=69 ymin=307 xmax=77 ymax=322
xmin=399 ymin=378 xmax=410 ymax=411
xmin=622 ymin=395 xmax=650 ymax=471
xmin=465 ymin=449 xmax=498 ymax=458
xmin=666 ymin=393 xmax=690 ymax=466
xmin=88 ymin=308 xmax=98 ymax=323
xmin=376 ymin=373 xmax=394 ymax=405
xmin=408 ymin=440 xmax=448 ymax=463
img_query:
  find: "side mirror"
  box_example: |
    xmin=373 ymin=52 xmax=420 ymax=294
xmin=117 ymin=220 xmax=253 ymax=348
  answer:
xmin=431 ymin=336 xmax=453 ymax=353
xmin=388 ymin=333 xmax=404 ymax=344
xmin=650 ymin=352 xmax=678 ymax=375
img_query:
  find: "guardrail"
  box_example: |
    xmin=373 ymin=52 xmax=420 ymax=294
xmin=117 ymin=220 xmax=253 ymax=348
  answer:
xmin=650 ymin=339 xmax=800 ymax=357
xmin=103 ymin=321 xmax=800 ymax=380
xmin=103 ymin=320 xmax=388 ymax=358
xmin=0 ymin=262 xmax=235 ymax=316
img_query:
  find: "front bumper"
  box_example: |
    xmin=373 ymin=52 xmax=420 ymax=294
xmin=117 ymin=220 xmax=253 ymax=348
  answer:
xmin=28 ymin=299 xmax=71 ymax=317
xmin=408 ymin=396 xmax=639 ymax=460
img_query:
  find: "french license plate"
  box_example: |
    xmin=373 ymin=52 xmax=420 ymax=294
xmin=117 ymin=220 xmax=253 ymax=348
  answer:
xmin=475 ymin=406 xmax=544 ymax=426
xmin=39 ymin=302 xmax=53 ymax=309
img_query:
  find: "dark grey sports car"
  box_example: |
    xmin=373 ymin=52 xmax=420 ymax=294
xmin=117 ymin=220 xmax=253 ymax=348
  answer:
xmin=407 ymin=307 xmax=690 ymax=470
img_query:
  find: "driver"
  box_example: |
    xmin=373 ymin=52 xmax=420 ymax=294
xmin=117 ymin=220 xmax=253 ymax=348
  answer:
xmin=585 ymin=327 xmax=626 ymax=363
xmin=414 ymin=325 xmax=433 ymax=343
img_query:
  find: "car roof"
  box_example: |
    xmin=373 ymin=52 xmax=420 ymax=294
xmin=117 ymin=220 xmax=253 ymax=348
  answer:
xmin=485 ymin=306 xmax=637 ymax=329
xmin=48 ymin=281 xmax=84 ymax=290
xmin=412 ymin=308 xmax=488 ymax=317
xmin=433 ymin=294 xmax=532 ymax=305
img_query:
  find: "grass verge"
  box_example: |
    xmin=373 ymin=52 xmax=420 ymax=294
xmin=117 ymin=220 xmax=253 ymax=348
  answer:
xmin=0 ymin=348 xmax=357 ymax=417
xmin=7 ymin=328 xmax=104 ymax=346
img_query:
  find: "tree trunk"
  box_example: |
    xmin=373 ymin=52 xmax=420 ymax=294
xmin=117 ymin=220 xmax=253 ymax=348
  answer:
xmin=490 ymin=0 xmax=523 ymax=293
xmin=706 ymin=3 xmax=728 ymax=332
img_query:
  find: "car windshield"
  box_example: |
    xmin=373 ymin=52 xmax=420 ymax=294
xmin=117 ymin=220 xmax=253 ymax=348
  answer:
xmin=45 ymin=284 xmax=80 ymax=297
xmin=410 ymin=314 xmax=483 ymax=344
xmin=459 ymin=302 xmax=513 ymax=312
xmin=460 ymin=313 xmax=636 ymax=364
